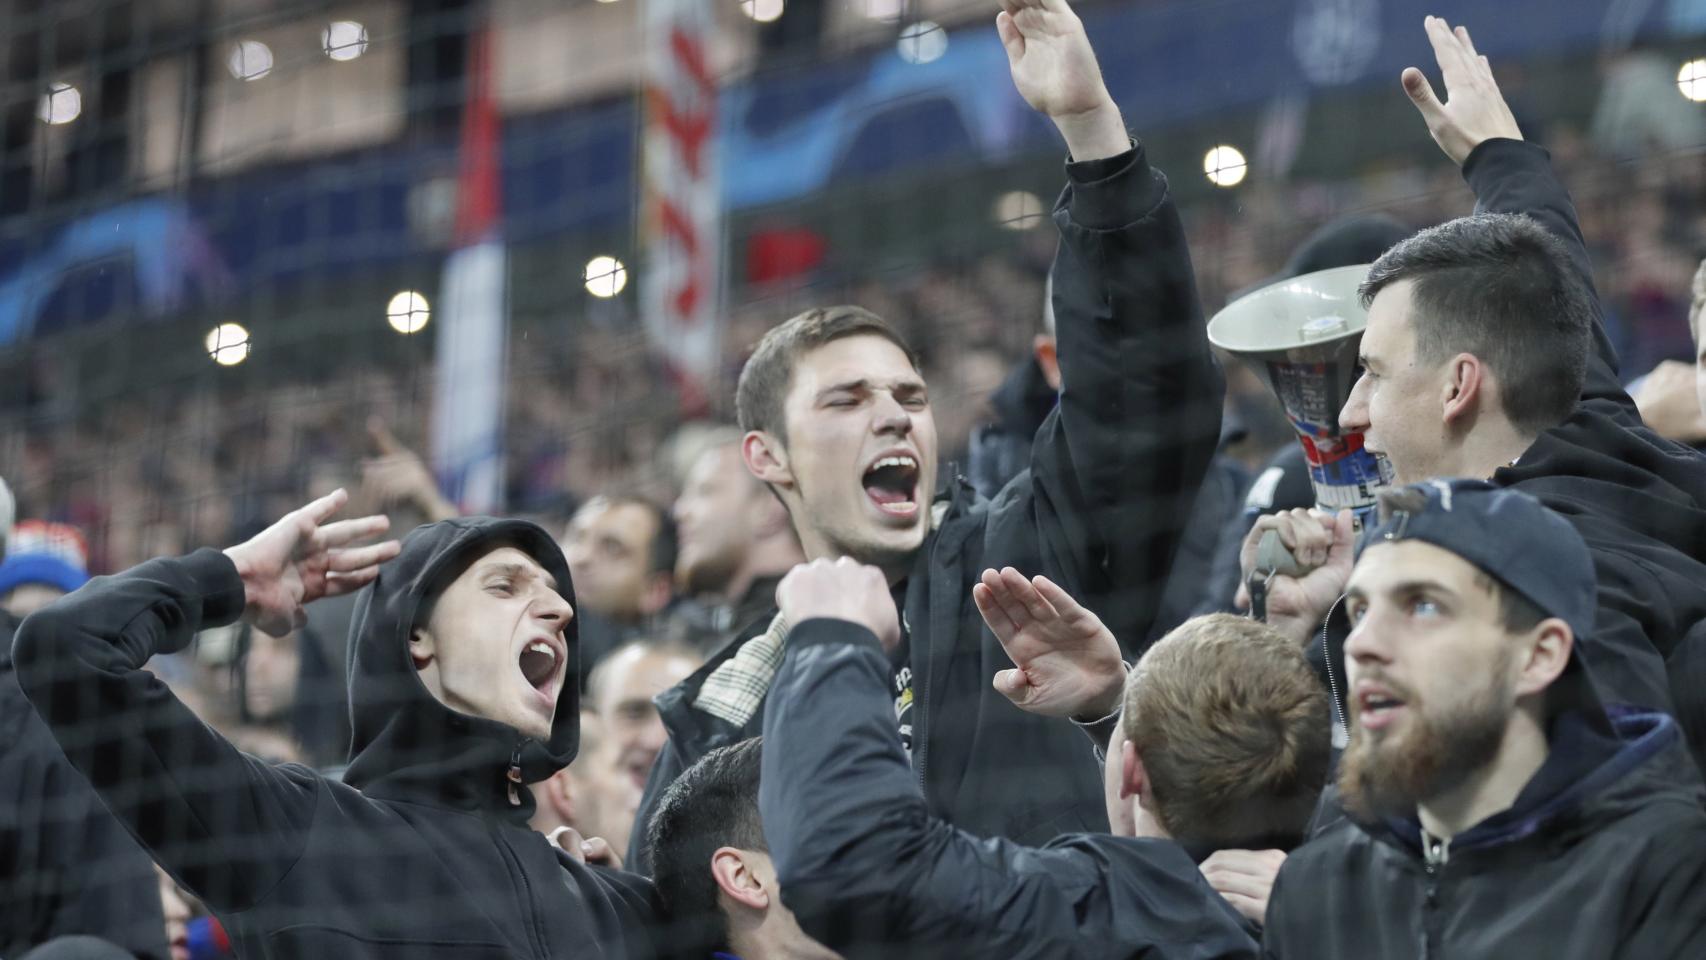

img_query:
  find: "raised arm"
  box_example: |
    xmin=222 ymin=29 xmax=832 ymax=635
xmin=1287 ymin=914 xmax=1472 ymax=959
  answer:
xmin=1404 ymin=16 xmax=1629 ymax=413
xmin=760 ymin=560 xmax=1256 ymax=958
xmin=1002 ymin=0 xmax=1224 ymax=656
xmin=11 ymin=491 xmax=397 ymax=912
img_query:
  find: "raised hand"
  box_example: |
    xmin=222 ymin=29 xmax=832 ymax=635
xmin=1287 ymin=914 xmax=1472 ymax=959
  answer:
xmin=775 ymin=558 xmax=901 ymax=653
xmin=1199 ymin=849 xmax=1287 ymax=925
xmin=973 ymin=568 xmax=1125 ymax=721
xmin=1633 ymin=360 xmax=1706 ymax=444
xmin=223 ymin=489 xmax=400 ymax=637
xmin=1236 ymin=509 xmax=1355 ymax=647
xmin=996 ymin=0 xmax=1129 ymax=162
xmin=1403 ymin=16 xmax=1522 ymax=166
xmin=362 ymin=418 xmax=459 ymax=522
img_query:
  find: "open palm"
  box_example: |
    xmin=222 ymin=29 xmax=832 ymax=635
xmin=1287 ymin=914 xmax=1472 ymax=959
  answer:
xmin=997 ymin=0 xmax=1109 ymax=119
xmin=224 ymin=489 xmax=399 ymax=637
xmin=974 ymin=567 xmax=1125 ymax=719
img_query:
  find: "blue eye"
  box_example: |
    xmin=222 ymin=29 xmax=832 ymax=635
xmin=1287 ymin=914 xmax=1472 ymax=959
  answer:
xmin=1411 ymin=598 xmax=1440 ymax=617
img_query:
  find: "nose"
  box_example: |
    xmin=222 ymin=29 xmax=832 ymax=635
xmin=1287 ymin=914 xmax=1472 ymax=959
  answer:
xmin=1339 ymin=374 xmax=1372 ymax=433
xmin=872 ymin=392 xmax=913 ymax=437
xmin=1342 ymin=605 xmax=1390 ymax=667
xmin=535 ymin=588 xmax=575 ymax=632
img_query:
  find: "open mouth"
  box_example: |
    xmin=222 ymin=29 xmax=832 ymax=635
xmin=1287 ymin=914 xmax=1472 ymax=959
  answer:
xmin=518 ymin=639 xmax=562 ymax=697
xmin=862 ymin=453 xmax=920 ymax=518
xmin=1356 ymin=687 xmax=1406 ymax=731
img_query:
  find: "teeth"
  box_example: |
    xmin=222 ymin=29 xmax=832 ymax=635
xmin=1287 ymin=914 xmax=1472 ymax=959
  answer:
xmin=527 ymin=641 xmax=557 ymax=664
xmin=871 ymin=456 xmax=917 ymax=471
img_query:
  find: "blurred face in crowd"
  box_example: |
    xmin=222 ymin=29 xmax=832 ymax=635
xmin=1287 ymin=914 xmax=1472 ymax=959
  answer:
xmin=674 ymin=445 xmax=770 ymax=597
xmin=751 ymin=334 xmax=939 ymax=578
xmin=1 ymin=583 xmax=67 ymax=618
xmin=244 ymin=628 xmax=301 ymax=723
xmin=563 ymin=498 xmax=669 ymax=622
xmin=1337 ymin=540 xmax=1556 ymax=818
xmin=533 ymin=710 xmax=637 ymax=855
xmin=410 ymin=546 xmax=574 ymax=742
xmin=595 ymin=643 xmax=701 ymax=794
xmin=156 ymin=865 xmax=193 ymax=960
xmin=1340 ymin=281 xmax=1449 ymax=486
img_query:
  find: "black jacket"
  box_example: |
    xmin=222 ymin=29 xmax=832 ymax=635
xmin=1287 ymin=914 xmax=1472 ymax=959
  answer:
xmin=0 ymin=611 xmax=168 ymax=960
xmin=629 ymin=143 xmax=1224 ymax=870
xmin=1263 ymin=709 xmax=1706 ymax=959
xmin=759 ymin=618 xmax=1259 ymax=959
xmin=1313 ymin=139 xmax=1706 ymax=724
xmin=12 ymin=519 xmax=661 ymax=960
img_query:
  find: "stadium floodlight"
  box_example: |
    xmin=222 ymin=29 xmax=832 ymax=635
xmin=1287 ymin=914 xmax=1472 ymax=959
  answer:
xmin=205 ymin=323 xmax=252 ymax=366
xmin=386 ymin=291 xmax=431 ymax=334
xmin=584 ymin=256 xmax=629 ymax=298
xmin=1680 ymin=59 xmax=1706 ymax=103
xmin=324 ymin=21 xmax=369 ymax=62
xmin=898 ymin=21 xmax=948 ymax=64
xmin=1204 ymin=145 xmax=1249 ymax=188
xmin=228 ymin=41 xmax=274 ymax=81
xmin=741 ymin=0 xmax=785 ymax=23
xmin=37 ymin=82 xmax=81 ymax=125
xmin=993 ymin=191 xmax=1046 ymax=231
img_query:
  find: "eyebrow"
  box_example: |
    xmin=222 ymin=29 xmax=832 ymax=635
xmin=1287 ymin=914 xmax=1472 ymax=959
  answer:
xmin=1346 ymin=578 xmax=1455 ymax=603
xmin=481 ymin=560 xmax=557 ymax=592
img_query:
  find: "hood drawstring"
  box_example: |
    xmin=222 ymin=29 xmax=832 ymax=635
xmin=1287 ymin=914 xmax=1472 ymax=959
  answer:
xmin=507 ymin=742 xmax=527 ymax=806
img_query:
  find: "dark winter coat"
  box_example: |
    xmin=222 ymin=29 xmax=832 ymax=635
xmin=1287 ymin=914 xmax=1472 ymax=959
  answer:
xmin=1 ymin=612 xmax=169 ymax=960
xmin=760 ymin=618 xmax=1259 ymax=959
xmin=12 ymin=519 xmax=662 ymax=960
xmin=628 ymin=143 xmax=1225 ymax=870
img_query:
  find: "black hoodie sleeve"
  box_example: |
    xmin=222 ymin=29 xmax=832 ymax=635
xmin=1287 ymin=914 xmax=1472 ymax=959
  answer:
xmin=1462 ymin=138 xmax=1634 ymax=420
xmin=1032 ymin=143 xmax=1224 ymax=657
xmin=759 ymin=618 xmax=1258 ymax=959
xmin=12 ymin=549 xmax=319 ymax=913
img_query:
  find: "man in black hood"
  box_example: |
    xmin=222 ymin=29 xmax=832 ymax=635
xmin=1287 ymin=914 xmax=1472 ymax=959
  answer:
xmin=12 ymin=489 xmax=661 ymax=959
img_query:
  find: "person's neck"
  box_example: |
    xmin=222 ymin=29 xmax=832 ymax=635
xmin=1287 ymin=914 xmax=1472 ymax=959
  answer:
xmin=1132 ymin=804 xmax=1172 ymax=841
xmin=1443 ymin=419 xmax=1537 ymax=481
xmin=1417 ymin=705 xmax=1550 ymax=841
xmin=801 ymin=540 xmax=914 ymax=588
xmin=719 ymin=543 xmax=805 ymax=607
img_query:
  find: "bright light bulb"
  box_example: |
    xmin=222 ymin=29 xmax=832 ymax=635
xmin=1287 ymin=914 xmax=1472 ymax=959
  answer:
xmin=386 ymin=291 xmax=430 ymax=334
xmin=228 ymin=41 xmax=274 ymax=81
xmin=898 ymin=21 xmax=948 ymax=64
xmin=37 ymin=82 xmax=81 ymax=125
xmin=1204 ymin=145 xmax=1248 ymax=188
xmin=741 ymin=0 xmax=785 ymax=23
xmin=1679 ymin=59 xmax=1706 ymax=103
xmin=323 ymin=21 xmax=369 ymax=62
xmin=584 ymin=256 xmax=628 ymax=298
xmin=205 ymin=323 xmax=252 ymax=366
xmin=993 ymin=191 xmax=1045 ymax=231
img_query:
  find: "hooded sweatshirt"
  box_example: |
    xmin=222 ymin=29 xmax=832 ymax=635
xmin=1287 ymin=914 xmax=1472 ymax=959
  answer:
xmin=12 ymin=517 xmax=661 ymax=960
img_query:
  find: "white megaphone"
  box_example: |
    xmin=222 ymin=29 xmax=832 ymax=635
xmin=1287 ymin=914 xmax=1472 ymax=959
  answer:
xmin=1208 ymin=264 xmax=1395 ymax=535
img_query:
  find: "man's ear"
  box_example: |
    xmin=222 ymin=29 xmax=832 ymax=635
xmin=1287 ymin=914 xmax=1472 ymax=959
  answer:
xmin=409 ymin=627 xmax=436 ymax=670
xmin=1033 ymin=334 xmax=1061 ymax=392
xmin=743 ymin=431 xmax=794 ymax=491
xmin=1119 ymin=739 xmax=1146 ymax=803
xmin=1441 ymin=353 xmax=1486 ymax=428
xmin=1515 ymin=618 xmax=1574 ymax=699
xmin=710 ymin=847 xmax=768 ymax=911
xmin=543 ymin=767 xmax=576 ymax=821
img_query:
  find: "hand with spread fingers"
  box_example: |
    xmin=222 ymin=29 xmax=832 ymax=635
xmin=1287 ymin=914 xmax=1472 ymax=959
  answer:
xmin=223 ymin=488 xmax=401 ymax=637
xmin=1403 ymin=15 xmax=1522 ymax=166
xmin=362 ymin=417 xmax=460 ymax=522
xmin=973 ymin=568 xmax=1125 ymax=721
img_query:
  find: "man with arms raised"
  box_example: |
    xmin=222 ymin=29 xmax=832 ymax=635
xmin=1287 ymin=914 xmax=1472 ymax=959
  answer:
xmin=1263 ymin=480 xmax=1706 ymax=959
xmin=13 ymin=491 xmax=660 ymax=958
xmin=632 ymin=0 xmax=1223 ymax=867
xmin=1246 ymin=18 xmax=1706 ymax=732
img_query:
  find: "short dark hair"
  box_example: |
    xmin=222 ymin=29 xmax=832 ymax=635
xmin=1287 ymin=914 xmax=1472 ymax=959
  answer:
xmin=646 ymin=738 xmax=765 ymax=955
xmin=735 ymin=306 xmax=919 ymax=443
xmin=579 ymin=495 xmax=677 ymax=577
xmin=1361 ymin=213 xmax=1593 ymax=435
xmin=1123 ymin=614 xmax=1330 ymax=850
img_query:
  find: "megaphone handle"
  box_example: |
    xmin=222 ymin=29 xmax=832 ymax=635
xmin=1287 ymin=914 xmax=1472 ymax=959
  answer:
xmin=1247 ymin=529 xmax=1308 ymax=624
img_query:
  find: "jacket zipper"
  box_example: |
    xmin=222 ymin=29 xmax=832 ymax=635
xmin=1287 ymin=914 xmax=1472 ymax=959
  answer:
xmin=1322 ymin=595 xmax=1348 ymax=736
xmin=1421 ymin=836 xmax=1448 ymax=960
xmin=507 ymin=742 xmax=526 ymax=807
